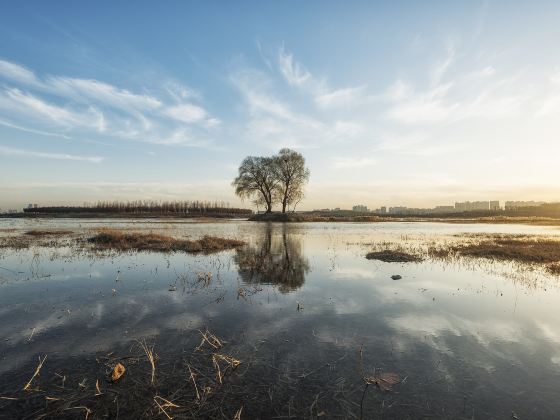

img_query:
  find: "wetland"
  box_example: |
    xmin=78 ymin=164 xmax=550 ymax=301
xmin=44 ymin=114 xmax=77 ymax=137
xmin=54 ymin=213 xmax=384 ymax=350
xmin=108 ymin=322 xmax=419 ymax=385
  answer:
xmin=1 ymin=218 xmax=560 ymax=419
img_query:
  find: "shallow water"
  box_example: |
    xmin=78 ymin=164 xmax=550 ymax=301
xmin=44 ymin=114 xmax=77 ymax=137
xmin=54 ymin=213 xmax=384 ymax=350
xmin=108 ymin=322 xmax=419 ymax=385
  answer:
xmin=1 ymin=219 xmax=560 ymax=419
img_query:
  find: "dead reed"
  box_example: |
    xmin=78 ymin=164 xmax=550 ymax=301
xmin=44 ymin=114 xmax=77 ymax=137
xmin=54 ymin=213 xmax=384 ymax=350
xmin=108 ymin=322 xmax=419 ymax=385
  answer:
xmin=24 ymin=230 xmax=72 ymax=236
xmin=88 ymin=229 xmax=245 ymax=253
xmin=23 ymin=355 xmax=47 ymax=391
xmin=365 ymin=250 xmax=423 ymax=263
xmin=138 ymin=340 xmax=157 ymax=385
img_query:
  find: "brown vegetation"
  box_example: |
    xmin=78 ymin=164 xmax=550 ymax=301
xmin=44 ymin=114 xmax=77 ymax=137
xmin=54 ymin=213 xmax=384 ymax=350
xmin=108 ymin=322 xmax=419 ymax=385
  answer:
xmin=0 ymin=230 xmax=75 ymax=249
xmin=547 ymin=263 xmax=560 ymax=275
xmin=24 ymin=229 xmax=72 ymax=236
xmin=365 ymin=250 xmax=423 ymax=263
xmin=448 ymin=236 xmax=560 ymax=264
xmin=88 ymin=229 xmax=245 ymax=253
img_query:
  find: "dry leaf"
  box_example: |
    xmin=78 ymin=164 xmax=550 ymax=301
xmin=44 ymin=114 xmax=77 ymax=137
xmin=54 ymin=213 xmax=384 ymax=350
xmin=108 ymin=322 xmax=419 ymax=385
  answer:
xmin=111 ymin=363 xmax=126 ymax=382
xmin=364 ymin=372 xmax=399 ymax=391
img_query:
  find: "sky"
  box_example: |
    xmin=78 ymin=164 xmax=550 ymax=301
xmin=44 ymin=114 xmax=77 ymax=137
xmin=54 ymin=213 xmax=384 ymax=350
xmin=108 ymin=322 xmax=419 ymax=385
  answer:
xmin=1 ymin=0 xmax=560 ymax=211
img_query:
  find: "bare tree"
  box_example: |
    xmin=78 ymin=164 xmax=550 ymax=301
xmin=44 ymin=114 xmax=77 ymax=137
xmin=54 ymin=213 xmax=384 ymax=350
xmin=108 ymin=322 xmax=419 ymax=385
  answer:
xmin=232 ymin=156 xmax=277 ymax=213
xmin=273 ymin=148 xmax=310 ymax=213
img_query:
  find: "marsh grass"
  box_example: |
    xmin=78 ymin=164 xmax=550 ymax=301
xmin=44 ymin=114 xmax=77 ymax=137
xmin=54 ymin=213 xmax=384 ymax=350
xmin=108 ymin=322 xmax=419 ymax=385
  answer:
xmin=88 ymin=229 xmax=245 ymax=253
xmin=441 ymin=235 xmax=560 ymax=264
xmin=0 ymin=231 xmax=75 ymax=249
xmin=365 ymin=250 xmax=423 ymax=263
xmin=364 ymin=233 xmax=560 ymax=278
xmin=24 ymin=230 xmax=73 ymax=236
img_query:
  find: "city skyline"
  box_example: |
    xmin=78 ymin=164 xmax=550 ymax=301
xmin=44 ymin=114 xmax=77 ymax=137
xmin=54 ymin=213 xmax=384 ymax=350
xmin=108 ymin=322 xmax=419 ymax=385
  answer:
xmin=1 ymin=1 xmax=560 ymax=209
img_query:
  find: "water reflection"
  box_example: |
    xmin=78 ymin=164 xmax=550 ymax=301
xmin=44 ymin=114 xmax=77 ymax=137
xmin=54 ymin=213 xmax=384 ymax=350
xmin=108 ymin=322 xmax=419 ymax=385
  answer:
xmin=234 ymin=223 xmax=309 ymax=292
xmin=2 ymin=220 xmax=560 ymax=418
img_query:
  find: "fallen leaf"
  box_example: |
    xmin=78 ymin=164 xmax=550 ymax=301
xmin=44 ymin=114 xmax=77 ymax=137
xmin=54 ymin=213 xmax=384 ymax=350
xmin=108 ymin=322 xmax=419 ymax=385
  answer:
xmin=364 ymin=372 xmax=400 ymax=391
xmin=111 ymin=363 xmax=126 ymax=382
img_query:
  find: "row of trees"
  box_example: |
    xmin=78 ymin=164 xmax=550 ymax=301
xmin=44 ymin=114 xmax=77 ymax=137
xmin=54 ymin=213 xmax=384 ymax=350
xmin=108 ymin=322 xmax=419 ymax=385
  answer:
xmin=23 ymin=200 xmax=253 ymax=215
xmin=232 ymin=148 xmax=310 ymax=213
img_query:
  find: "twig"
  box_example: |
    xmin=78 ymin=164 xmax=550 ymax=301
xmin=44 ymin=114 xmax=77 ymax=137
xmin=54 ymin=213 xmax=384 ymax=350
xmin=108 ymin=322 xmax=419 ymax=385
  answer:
xmin=187 ymin=364 xmax=200 ymax=401
xmin=64 ymin=406 xmax=92 ymax=420
xmin=196 ymin=328 xmax=223 ymax=351
xmin=233 ymin=405 xmax=243 ymax=420
xmin=27 ymin=328 xmax=36 ymax=342
xmin=154 ymin=397 xmax=173 ymax=419
xmin=23 ymin=355 xmax=47 ymax=391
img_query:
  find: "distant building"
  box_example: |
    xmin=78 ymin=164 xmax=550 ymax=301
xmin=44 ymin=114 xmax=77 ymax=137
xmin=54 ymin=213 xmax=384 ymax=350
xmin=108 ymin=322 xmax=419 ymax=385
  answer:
xmin=455 ymin=201 xmax=490 ymax=212
xmin=352 ymin=205 xmax=369 ymax=213
xmin=490 ymin=201 xmax=500 ymax=211
xmin=505 ymin=201 xmax=545 ymax=211
xmin=380 ymin=206 xmax=387 ymax=214
xmin=434 ymin=205 xmax=455 ymax=213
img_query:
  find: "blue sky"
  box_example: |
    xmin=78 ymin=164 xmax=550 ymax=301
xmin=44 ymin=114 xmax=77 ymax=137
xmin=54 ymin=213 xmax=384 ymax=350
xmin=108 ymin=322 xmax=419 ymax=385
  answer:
xmin=1 ymin=1 xmax=559 ymax=210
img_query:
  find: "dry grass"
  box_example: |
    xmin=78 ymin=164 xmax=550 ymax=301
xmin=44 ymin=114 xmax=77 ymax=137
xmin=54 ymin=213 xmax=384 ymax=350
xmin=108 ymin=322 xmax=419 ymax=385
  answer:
xmin=362 ymin=233 xmax=560 ymax=278
xmin=449 ymin=236 xmax=560 ymax=264
xmin=23 ymin=355 xmax=47 ymax=391
xmin=365 ymin=250 xmax=423 ymax=263
xmin=138 ymin=340 xmax=157 ymax=385
xmin=24 ymin=230 xmax=72 ymax=236
xmin=196 ymin=328 xmax=224 ymax=352
xmin=88 ymin=229 xmax=245 ymax=253
xmin=547 ymin=263 xmax=560 ymax=275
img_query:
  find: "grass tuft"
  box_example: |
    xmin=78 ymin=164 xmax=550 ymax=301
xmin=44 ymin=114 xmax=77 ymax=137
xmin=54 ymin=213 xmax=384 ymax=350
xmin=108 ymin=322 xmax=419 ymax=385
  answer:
xmin=365 ymin=250 xmax=423 ymax=263
xmin=88 ymin=229 xmax=245 ymax=253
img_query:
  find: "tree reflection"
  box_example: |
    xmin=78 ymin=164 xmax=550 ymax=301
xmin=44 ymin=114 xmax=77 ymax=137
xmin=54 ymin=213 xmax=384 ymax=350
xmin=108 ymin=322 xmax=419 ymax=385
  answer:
xmin=234 ymin=224 xmax=309 ymax=292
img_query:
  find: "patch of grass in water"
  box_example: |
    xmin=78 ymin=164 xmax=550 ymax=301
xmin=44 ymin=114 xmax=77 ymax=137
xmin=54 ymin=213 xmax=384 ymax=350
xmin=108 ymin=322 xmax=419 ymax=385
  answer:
xmin=88 ymin=229 xmax=245 ymax=253
xmin=451 ymin=237 xmax=560 ymax=264
xmin=24 ymin=229 xmax=72 ymax=236
xmin=365 ymin=250 xmax=423 ymax=263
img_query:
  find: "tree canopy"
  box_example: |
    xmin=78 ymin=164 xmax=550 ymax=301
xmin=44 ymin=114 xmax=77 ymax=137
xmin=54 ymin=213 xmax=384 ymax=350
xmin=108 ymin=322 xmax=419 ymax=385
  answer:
xmin=232 ymin=149 xmax=310 ymax=213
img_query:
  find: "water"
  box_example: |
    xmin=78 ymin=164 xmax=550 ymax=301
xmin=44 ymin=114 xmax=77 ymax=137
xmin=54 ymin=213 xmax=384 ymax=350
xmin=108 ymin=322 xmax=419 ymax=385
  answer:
xmin=1 ymin=219 xmax=560 ymax=419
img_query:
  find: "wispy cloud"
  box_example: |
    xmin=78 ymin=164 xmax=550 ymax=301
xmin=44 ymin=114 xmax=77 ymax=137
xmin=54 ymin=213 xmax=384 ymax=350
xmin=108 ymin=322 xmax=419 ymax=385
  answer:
xmin=277 ymin=46 xmax=367 ymax=109
xmin=0 ymin=118 xmax=70 ymax=139
xmin=384 ymin=67 xmax=528 ymax=124
xmin=332 ymin=157 xmax=377 ymax=169
xmin=164 ymin=103 xmax=208 ymax=123
xmin=431 ymin=43 xmax=455 ymax=86
xmin=0 ymin=88 xmax=105 ymax=130
xmin=0 ymin=59 xmax=39 ymax=85
xmin=231 ymin=67 xmax=362 ymax=149
xmin=0 ymin=57 xmax=220 ymax=147
xmin=0 ymin=145 xmax=104 ymax=162
xmin=45 ymin=76 xmax=162 ymax=110
xmin=278 ymin=46 xmax=311 ymax=86
xmin=314 ymin=86 xmax=366 ymax=108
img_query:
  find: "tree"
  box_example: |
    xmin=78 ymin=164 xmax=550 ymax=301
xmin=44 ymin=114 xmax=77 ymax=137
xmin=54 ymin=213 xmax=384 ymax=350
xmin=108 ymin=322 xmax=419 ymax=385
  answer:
xmin=232 ymin=156 xmax=277 ymax=213
xmin=273 ymin=148 xmax=310 ymax=213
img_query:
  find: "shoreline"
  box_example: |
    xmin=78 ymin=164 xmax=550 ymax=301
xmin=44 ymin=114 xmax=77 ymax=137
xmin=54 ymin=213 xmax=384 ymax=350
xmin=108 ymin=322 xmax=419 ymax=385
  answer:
xmin=249 ymin=212 xmax=560 ymax=226
xmin=2 ymin=212 xmax=560 ymax=226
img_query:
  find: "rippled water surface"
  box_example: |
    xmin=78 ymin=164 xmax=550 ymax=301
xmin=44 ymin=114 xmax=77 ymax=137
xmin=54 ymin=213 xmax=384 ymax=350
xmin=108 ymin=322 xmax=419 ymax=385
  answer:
xmin=1 ymin=219 xmax=560 ymax=419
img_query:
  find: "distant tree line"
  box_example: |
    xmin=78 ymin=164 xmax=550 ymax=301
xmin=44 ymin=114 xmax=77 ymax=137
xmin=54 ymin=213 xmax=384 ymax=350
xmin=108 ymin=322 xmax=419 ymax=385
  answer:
xmin=232 ymin=148 xmax=310 ymax=213
xmin=23 ymin=200 xmax=253 ymax=215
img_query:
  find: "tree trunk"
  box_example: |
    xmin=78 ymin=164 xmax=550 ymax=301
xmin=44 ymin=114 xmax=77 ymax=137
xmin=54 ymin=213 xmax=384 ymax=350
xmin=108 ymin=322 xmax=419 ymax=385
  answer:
xmin=281 ymin=188 xmax=288 ymax=213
